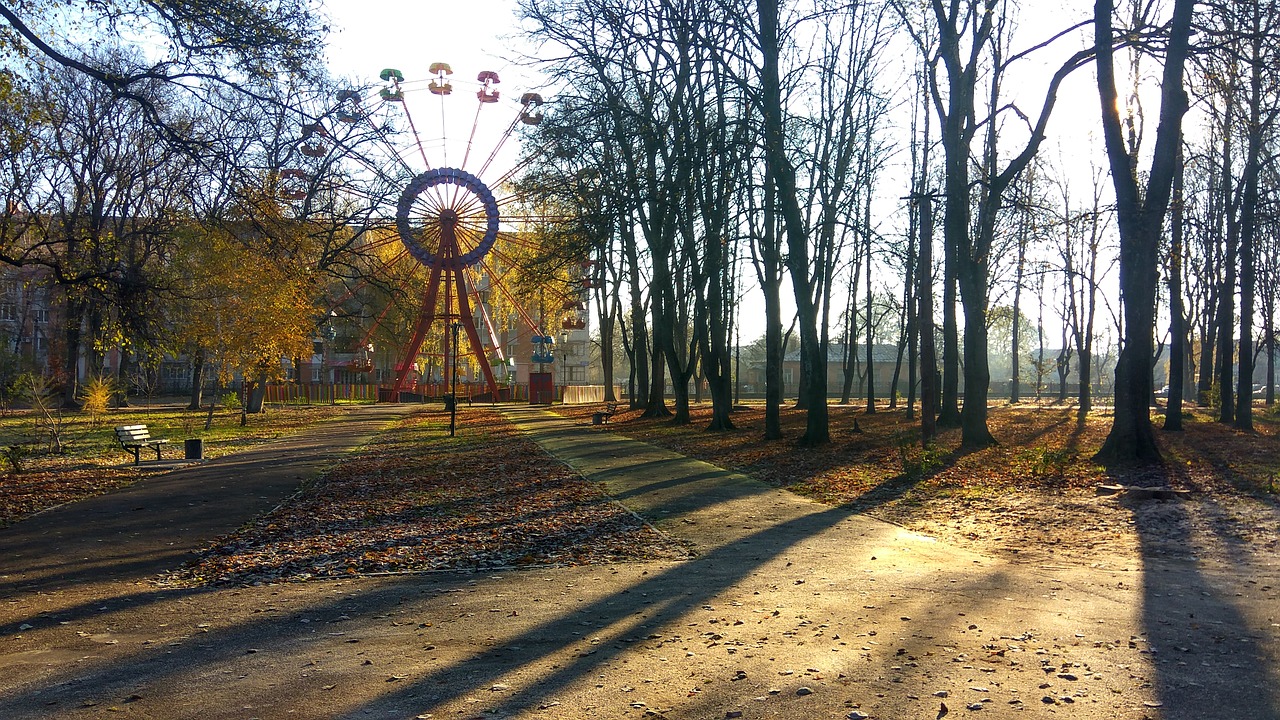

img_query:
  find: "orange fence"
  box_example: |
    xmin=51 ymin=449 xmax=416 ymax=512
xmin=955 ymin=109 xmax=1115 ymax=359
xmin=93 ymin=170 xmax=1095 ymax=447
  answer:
xmin=263 ymin=382 xmax=530 ymax=405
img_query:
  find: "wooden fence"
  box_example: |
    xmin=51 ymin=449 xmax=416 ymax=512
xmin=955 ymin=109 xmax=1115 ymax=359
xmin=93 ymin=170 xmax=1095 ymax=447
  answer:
xmin=263 ymin=383 xmax=620 ymax=405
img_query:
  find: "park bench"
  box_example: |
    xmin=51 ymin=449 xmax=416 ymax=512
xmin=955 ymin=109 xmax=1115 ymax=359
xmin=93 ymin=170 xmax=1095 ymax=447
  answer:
xmin=593 ymin=401 xmax=618 ymax=426
xmin=115 ymin=424 xmax=169 ymax=465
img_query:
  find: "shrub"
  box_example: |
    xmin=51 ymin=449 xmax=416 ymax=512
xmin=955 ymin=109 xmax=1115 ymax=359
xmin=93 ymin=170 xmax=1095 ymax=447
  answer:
xmin=79 ymin=376 xmax=115 ymax=420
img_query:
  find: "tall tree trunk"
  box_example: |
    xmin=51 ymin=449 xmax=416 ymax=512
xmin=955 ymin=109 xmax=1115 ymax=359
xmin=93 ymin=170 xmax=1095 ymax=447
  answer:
xmin=759 ymin=0 xmax=827 ymax=445
xmin=1235 ymin=23 xmax=1264 ymax=432
xmin=645 ymin=279 xmax=672 ymax=418
xmin=1011 ymin=233 xmax=1026 ymax=403
xmin=624 ymin=223 xmax=651 ymax=412
xmin=60 ymin=296 xmax=85 ymax=409
xmin=1216 ymin=97 xmax=1238 ymax=423
xmin=958 ymin=265 xmax=995 ymax=446
xmin=597 ymin=255 xmax=618 ymax=403
xmin=1093 ymin=0 xmax=1194 ymax=464
xmin=188 ymin=349 xmax=205 ymax=410
xmin=840 ymin=259 xmax=859 ymax=404
xmin=115 ymin=349 xmax=132 ymax=408
xmin=759 ymin=179 xmax=785 ymax=441
xmin=1165 ymin=147 xmax=1187 ymax=430
xmin=864 ymin=221 xmax=876 ymax=413
xmin=918 ymin=193 xmax=938 ymax=445
xmin=939 ymin=191 xmax=962 ymax=425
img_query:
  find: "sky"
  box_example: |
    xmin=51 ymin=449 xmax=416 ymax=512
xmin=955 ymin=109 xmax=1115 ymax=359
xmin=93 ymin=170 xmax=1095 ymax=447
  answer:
xmin=323 ymin=0 xmax=532 ymax=84
xmin=322 ymin=0 xmax=537 ymax=184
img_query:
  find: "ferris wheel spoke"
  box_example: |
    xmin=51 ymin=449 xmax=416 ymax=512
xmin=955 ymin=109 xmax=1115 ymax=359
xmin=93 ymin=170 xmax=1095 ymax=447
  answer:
xmin=356 ymin=293 xmax=400 ymax=351
xmin=485 ymin=248 xmax=533 ymax=277
xmin=394 ymin=84 xmax=435 ymax=171
xmin=325 ymin=126 xmax=417 ymax=188
xmin=455 ymin=216 xmax=489 ymax=240
xmin=450 ymin=269 xmax=501 ymax=390
xmin=451 ymin=196 xmax=487 ymax=221
xmin=474 ymin=109 xmax=528 ymax=181
xmin=484 ymin=137 xmax=558 ymax=191
xmin=335 ymin=181 xmax=403 ymax=211
xmin=411 ymin=192 xmax=446 ymax=219
xmin=327 ymin=148 xmax=407 ymax=198
xmin=491 ymin=230 xmax=545 ymax=252
xmin=352 ymin=232 xmax=404 ymax=255
xmin=499 ymin=214 xmax=575 ymax=223
xmin=454 ymin=225 xmax=481 ymax=256
xmin=460 ymin=101 xmax=485 ymax=171
xmin=477 ymin=256 xmax=544 ymax=332
xmin=469 ymin=281 xmax=506 ymax=363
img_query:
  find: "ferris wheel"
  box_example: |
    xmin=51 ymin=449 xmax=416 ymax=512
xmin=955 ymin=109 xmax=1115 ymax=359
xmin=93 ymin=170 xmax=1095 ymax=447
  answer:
xmin=279 ymin=63 xmax=586 ymax=400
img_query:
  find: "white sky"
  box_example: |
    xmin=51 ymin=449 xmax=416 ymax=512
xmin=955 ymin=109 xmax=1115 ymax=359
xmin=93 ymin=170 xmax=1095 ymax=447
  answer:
xmin=322 ymin=0 xmax=536 ymax=186
xmin=323 ymin=0 xmax=531 ymax=85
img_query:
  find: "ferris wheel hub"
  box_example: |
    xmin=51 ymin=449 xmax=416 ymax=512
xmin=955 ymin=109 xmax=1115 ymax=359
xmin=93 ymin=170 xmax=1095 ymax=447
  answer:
xmin=395 ymin=167 xmax=500 ymax=271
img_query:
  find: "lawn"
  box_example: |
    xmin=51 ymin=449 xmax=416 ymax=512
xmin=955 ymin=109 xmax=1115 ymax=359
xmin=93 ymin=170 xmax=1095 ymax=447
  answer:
xmin=0 ymin=401 xmax=346 ymax=527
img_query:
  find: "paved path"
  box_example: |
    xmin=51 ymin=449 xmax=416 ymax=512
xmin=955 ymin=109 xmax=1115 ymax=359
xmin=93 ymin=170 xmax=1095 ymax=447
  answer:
xmin=0 ymin=405 xmax=1277 ymax=720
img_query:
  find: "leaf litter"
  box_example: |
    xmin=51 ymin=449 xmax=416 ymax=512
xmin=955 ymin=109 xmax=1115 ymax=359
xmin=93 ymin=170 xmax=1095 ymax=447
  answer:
xmin=559 ymin=403 xmax=1280 ymax=567
xmin=168 ymin=409 xmax=691 ymax=585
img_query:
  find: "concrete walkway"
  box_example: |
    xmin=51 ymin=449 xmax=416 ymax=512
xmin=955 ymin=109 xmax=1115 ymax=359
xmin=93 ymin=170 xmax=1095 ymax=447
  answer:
xmin=0 ymin=405 xmax=1276 ymax=719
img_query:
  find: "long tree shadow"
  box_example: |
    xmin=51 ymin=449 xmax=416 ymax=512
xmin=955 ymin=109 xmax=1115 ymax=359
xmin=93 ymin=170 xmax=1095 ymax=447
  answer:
xmin=0 ymin=574 xmax=480 ymax=717
xmin=319 ymin=406 xmax=1030 ymax=717
xmin=0 ymin=487 xmax=892 ymax=716
xmin=335 ymin=503 xmax=920 ymax=717
xmin=1112 ymin=465 xmax=1280 ymax=719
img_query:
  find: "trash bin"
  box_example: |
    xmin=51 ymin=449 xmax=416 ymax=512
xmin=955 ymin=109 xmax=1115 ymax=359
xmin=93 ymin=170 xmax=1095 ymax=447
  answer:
xmin=184 ymin=438 xmax=204 ymax=460
xmin=444 ymin=394 xmax=456 ymax=411
xmin=592 ymin=412 xmax=604 ymax=425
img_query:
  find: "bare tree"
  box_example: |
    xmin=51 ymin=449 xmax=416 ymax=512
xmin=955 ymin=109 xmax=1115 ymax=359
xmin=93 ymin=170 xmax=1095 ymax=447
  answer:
xmin=898 ymin=0 xmax=1095 ymax=448
xmin=1093 ymin=0 xmax=1196 ymax=463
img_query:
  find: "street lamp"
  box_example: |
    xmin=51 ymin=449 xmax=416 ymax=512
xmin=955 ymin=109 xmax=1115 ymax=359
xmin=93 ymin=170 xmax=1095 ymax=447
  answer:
xmin=326 ymin=310 xmax=338 ymax=405
xmin=450 ymin=320 xmax=460 ymax=437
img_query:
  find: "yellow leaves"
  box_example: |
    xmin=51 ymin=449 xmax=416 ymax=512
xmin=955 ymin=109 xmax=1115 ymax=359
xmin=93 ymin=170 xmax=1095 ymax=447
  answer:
xmin=170 ymin=216 xmax=319 ymax=383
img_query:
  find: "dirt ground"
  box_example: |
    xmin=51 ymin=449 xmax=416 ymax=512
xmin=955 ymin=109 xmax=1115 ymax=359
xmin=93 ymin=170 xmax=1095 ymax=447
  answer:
xmin=2 ymin=404 xmax=1279 ymax=719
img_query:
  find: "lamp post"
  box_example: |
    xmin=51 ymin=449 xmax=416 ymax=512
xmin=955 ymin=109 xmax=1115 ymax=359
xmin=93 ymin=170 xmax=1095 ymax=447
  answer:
xmin=326 ymin=310 xmax=337 ymax=405
xmin=450 ymin=320 xmax=460 ymax=437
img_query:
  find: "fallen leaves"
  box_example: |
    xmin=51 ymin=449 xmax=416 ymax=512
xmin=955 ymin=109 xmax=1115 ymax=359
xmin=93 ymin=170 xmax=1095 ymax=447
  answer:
xmin=566 ymin=403 xmax=1280 ymax=566
xmin=0 ymin=467 xmax=139 ymax=526
xmin=169 ymin=409 xmax=690 ymax=585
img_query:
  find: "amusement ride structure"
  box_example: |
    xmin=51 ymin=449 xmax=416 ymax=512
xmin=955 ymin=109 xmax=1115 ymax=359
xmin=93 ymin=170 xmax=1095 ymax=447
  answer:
xmin=278 ymin=64 xmax=586 ymax=400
